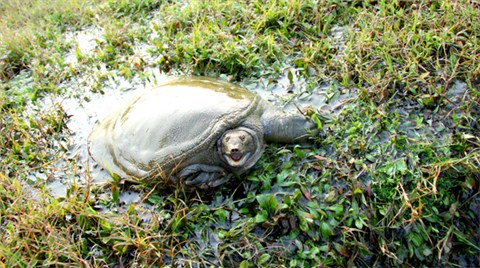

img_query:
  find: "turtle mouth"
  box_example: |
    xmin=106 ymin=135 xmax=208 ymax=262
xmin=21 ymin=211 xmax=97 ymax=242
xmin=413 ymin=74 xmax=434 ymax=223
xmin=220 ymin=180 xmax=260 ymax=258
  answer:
xmin=224 ymin=152 xmax=251 ymax=167
xmin=230 ymin=152 xmax=243 ymax=161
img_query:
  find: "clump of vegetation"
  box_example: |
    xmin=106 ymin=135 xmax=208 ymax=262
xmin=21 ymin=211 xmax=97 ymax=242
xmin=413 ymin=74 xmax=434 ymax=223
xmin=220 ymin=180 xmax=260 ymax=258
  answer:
xmin=0 ymin=0 xmax=99 ymax=81
xmin=1 ymin=0 xmax=478 ymax=267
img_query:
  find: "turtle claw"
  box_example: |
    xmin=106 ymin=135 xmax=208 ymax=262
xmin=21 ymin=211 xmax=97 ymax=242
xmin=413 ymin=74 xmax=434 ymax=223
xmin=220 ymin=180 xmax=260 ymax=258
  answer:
xmin=180 ymin=164 xmax=230 ymax=188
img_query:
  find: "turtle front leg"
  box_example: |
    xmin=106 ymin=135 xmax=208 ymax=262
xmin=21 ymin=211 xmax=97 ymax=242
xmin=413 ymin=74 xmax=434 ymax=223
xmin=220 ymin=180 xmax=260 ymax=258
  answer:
xmin=179 ymin=164 xmax=232 ymax=188
xmin=261 ymin=108 xmax=316 ymax=143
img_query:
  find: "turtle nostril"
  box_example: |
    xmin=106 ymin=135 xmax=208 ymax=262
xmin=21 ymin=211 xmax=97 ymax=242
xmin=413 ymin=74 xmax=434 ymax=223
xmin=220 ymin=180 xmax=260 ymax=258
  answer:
xmin=231 ymin=148 xmax=239 ymax=153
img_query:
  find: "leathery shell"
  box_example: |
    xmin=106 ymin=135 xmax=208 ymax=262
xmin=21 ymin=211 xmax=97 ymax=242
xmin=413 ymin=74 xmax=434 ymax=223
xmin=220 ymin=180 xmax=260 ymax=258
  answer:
xmin=87 ymin=77 xmax=263 ymax=182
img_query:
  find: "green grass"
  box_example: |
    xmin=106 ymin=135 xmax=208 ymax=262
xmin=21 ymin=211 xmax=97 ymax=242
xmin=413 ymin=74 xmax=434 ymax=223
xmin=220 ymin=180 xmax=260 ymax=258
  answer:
xmin=1 ymin=0 xmax=479 ymax=267
xmin=0 ymin=0 xmax=99 ymax=81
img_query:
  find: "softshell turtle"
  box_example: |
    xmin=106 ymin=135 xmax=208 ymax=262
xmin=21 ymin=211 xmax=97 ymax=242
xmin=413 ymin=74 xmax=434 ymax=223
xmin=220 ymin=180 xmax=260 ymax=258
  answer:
xmin=88 ymin=77 xmax=314 ymax=189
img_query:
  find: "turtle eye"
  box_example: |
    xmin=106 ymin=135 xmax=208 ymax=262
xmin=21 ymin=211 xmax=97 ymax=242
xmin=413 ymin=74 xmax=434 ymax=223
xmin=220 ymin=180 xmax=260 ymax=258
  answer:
xmin=224 ymin=136 xmax=230 ymax=142
xmin=240 ymin=135 xmax=245 ymax=141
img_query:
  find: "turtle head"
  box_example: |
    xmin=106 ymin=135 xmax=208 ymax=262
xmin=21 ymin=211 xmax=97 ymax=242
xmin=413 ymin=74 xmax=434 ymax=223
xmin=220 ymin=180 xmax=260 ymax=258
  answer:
xmin=220 ymin=129 xmax=257 ymax=168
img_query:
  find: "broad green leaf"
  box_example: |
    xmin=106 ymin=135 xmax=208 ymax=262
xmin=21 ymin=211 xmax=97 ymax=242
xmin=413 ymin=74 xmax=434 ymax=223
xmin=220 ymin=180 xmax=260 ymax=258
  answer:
xmin=327 ymin=204 xmax=344 ymax=216
xmin=147 ymin=194 xmax=162 ymax=204
xmin=257 ymin=253 xmax=270 ymax=265
xmin=214 ymin=209 xmax=229 ymax=222
xmin=320 ymin=221 xmax=333 ymax=239
xmin=355 ymin=218 xmax=363 ymax=229
xmin=256 ymin=194 xmax=278 ymax=214
xmin=100 ymin=219 xmax=111 ymax=232
xmin=255 ymin=210 xmax=269 ymax=223
xmin=239 ymin=260 xmax=253 ymax=268
xmin=395 ymin=159 xmax=407 ymax=173
xmin=409 ymin=233 xmax=424 ymax=247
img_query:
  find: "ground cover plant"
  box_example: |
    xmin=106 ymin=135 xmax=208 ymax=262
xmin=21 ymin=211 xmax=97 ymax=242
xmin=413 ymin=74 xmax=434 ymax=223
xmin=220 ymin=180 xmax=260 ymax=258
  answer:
xmin=1 ymin=0 xmax=479 ymax=267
